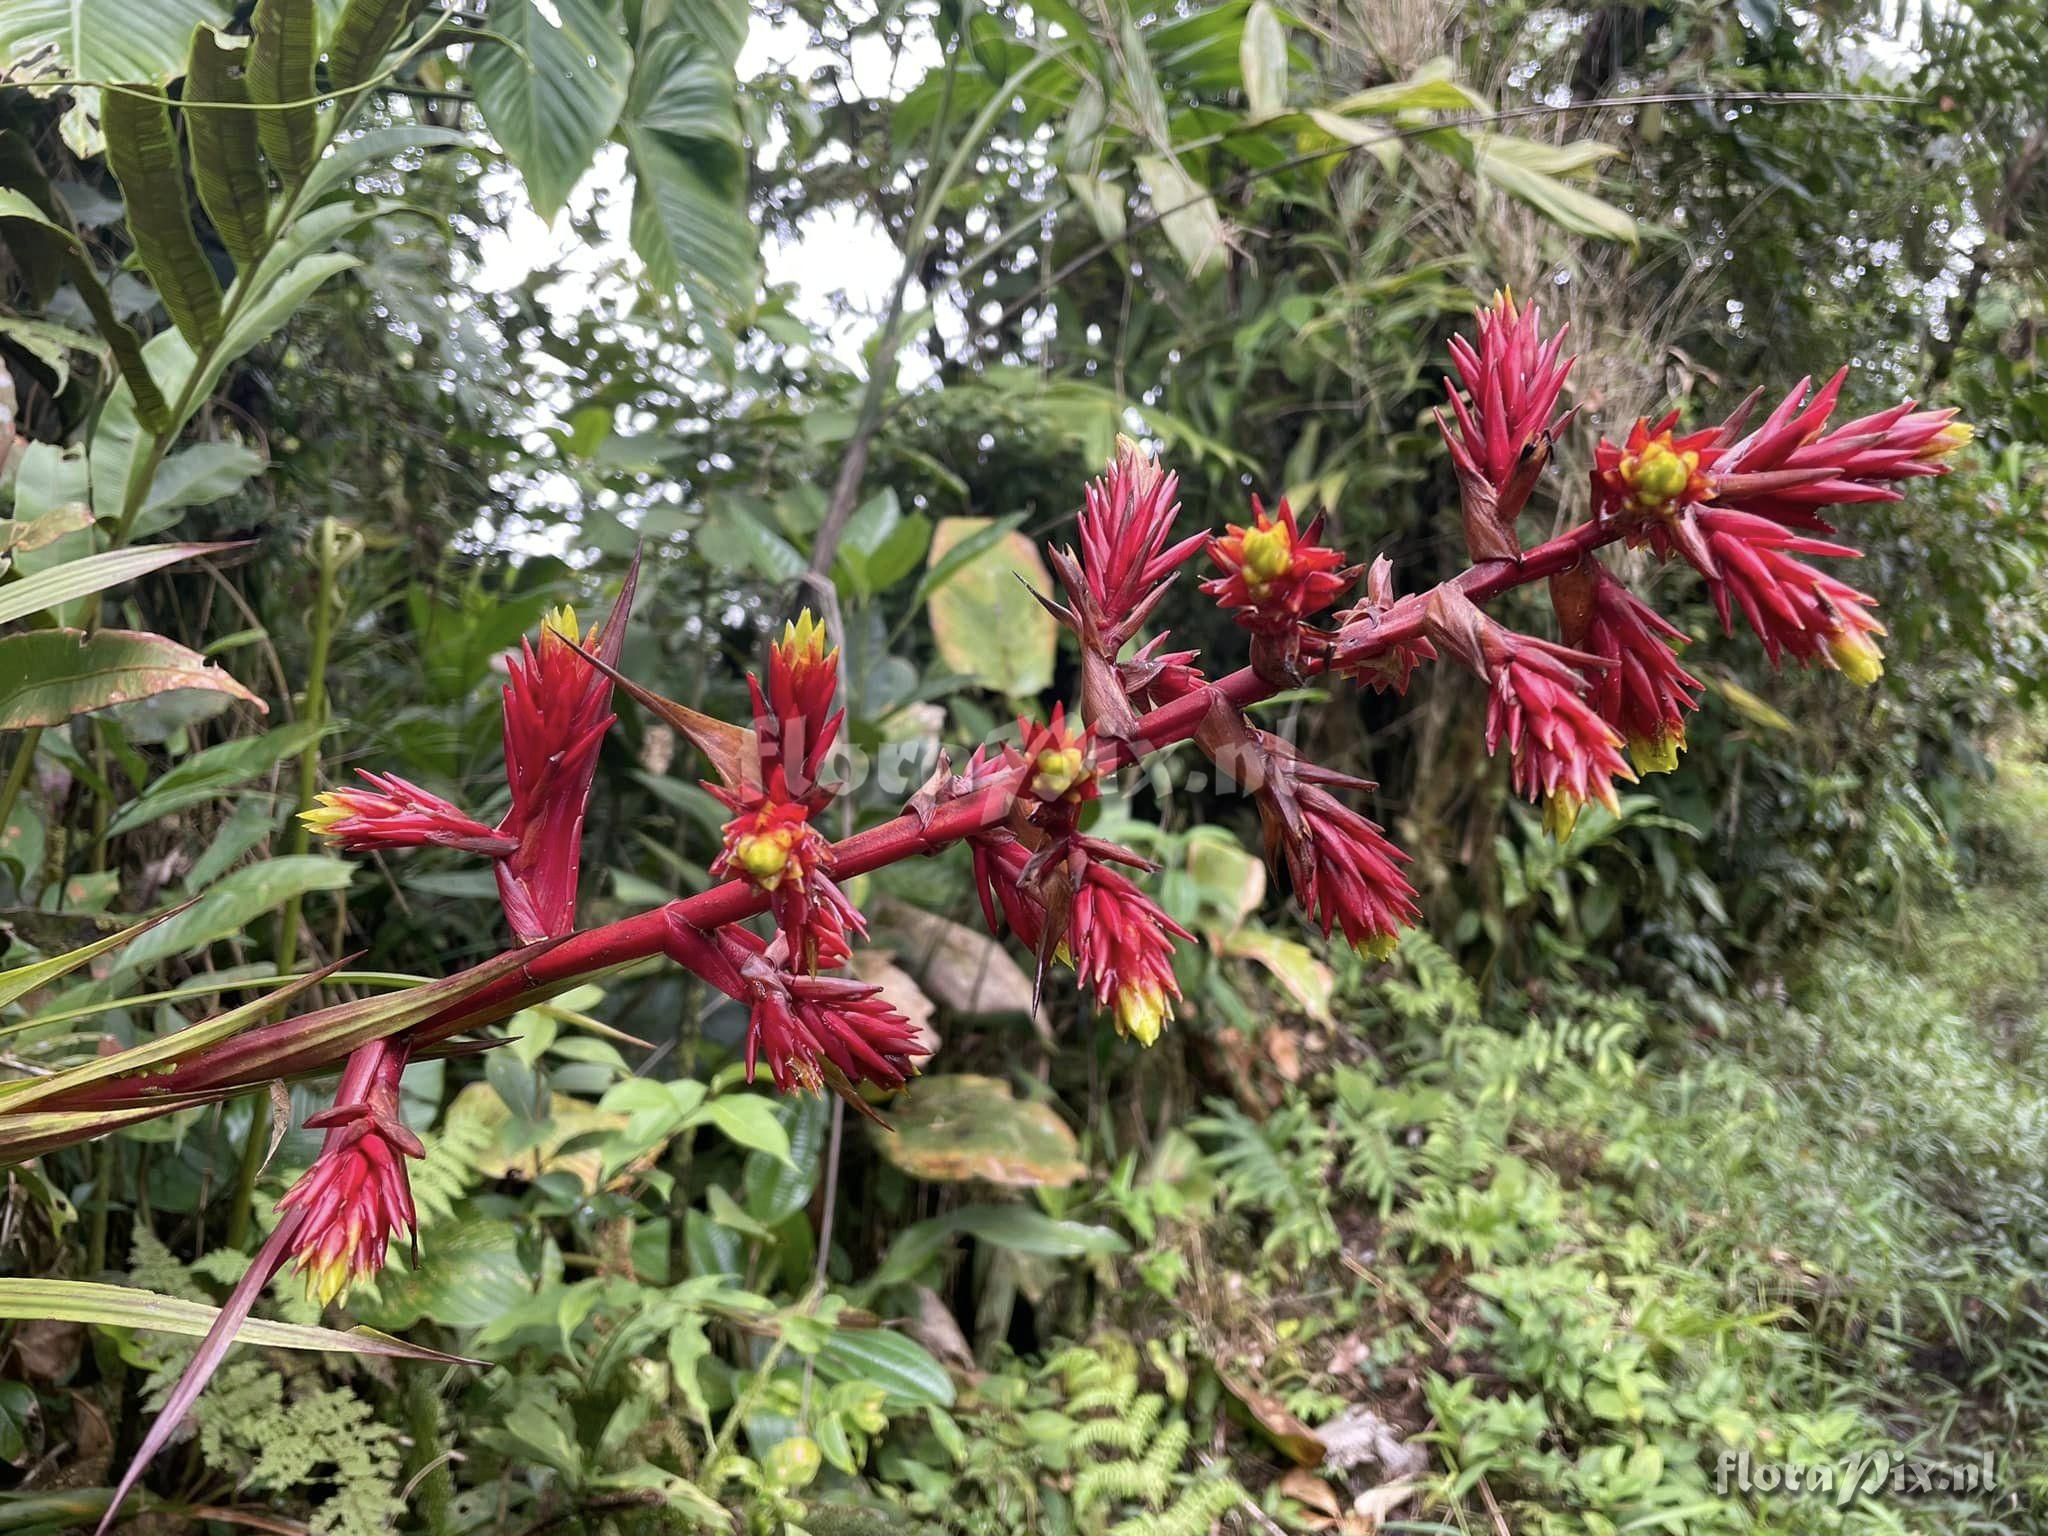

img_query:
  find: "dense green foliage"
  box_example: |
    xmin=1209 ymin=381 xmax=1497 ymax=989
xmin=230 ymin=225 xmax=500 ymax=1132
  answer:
xmin=3 ymin=0 xmax=2047 ymax=1531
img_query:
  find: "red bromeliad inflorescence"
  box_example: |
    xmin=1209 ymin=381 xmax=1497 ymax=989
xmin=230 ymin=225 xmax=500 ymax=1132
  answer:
xmin=86 ymin=289 xmax=1973 ymax=1532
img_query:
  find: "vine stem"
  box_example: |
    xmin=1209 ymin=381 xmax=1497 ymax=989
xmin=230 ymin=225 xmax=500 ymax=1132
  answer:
xmin=55 ymin=515 xmax=1614 ymax=1120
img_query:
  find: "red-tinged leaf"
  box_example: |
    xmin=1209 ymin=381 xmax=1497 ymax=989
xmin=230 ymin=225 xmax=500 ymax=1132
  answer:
xmin=97 ymin=1212 xmax=306 ymax=1535
xmin=0 ymin=629 xmax=264 ymax=730
xmin=0 ymin=958 xmax=346 ymax=1113
xmin=578 ymin=646 xmax=760 ymax=792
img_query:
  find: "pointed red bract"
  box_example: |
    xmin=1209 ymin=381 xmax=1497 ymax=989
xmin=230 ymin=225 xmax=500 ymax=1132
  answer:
xmin=752 ymin=611 xmax=844 ymax=809
xmin=300 ymin=771 xmax=515 ymax=856
xmin=1552 ymin=561 xmax=1702 ymax=774
xmin=1278 ymin=774 xmax=1417 ymax=959
xmin=1696 ymin=510 xmax=1886 ymax=683
xmin=1068 ymin=863 xmax=1191 ymax=1047
xmin=495 ymin=578 xmax=636 ymax=941
xmin=1333 ymin=556 xmax=1438 ymax=695
xmin=1071 ymin=435 xmax=1207 ymax=645
xmin=1438 ymin=288 xmax=1576 ymax=520
xmin=731 ymin=939 xmax=922 ymax=1093
xmin=1481 ymin=631 xmax=1634 ymax=836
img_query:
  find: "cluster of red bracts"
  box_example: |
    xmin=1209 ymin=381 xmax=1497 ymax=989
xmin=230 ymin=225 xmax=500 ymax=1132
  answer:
xmin=96 ymin=290 xmax=1972 ymax=1532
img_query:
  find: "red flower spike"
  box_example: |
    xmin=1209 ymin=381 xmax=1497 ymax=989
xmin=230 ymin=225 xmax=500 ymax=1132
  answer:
xmin=277 ymin=1038 xmax=422 ymax=1305
xmin=301 ymin=771 xmax=516 ymax=856
xmin=1439 ymin=288 xmax=1578 ymax=545
xmin=1068 ymin=863 xmax=1192 ymax=1046
xmin=495 ymin=559 xmax=639 ymax=942
xmin=1070 ymin=435 xmax=1208 ymax=645
xmin=971 ymin=831 xmax=1052 ymax=957
xmin=1696 ymin=510 xmax=1887 ymax=684
xmin=1118 ymin=634 xmax=1207 ymax=712
xmin=1009 ymin=704 xmax=1099 ymax=811
xmin=1203 ymin=497 xmax=1353 ymax=636
xmin=1479 ymin=629 xmax=1635 ymax=838
xmin=1550 ymin=560 xmax=1702 ymax=776
xmin=733 ymin=941 xmax=922 ymax=1094
xmin=1333 ymin=556 xmax=1438 ymax=696
xmin=751 ymin=610 xmax=844 ymax=810
xmin=1265 ymin=757 xmax=1418 ymax=960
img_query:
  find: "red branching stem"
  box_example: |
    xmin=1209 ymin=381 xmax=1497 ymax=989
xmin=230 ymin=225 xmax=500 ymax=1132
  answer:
xmin=62 ymin=518 xmax=1626 ymax=1115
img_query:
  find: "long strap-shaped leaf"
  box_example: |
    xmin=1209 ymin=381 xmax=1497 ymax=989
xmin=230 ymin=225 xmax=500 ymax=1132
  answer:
xmin=0 ymin=1278 xmax=475 ymax=1364
xmin=96 ymin=1210 xmax=306 ymax=1536
xmin=185 ymin=27 xmax=271 ymax=270
xmin=327 ymin=0 xmax=429 ymax=98
xmin=249 ymin=0 xmax=319 ymax=189
xmin=0 ymin=901 xmax=194 ymax=1012
xmin=0 ymin=189 xmax=170 ymax=430
xmin=0 ymin=539 xmax=243 ymax=629
xmin=102 ymin=86 xmax=225 ymax=350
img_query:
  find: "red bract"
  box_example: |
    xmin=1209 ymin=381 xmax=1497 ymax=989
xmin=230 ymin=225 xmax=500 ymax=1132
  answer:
xmin=496 ymin=583 xmax=634 ymax=942
xmin=732 ymin=939 xmax=921 ymax=1093
xmin=752 ymin=611 xmax=844 ymax=808
xmin=1068 ymin=863 xmax=1192 ymax=1046
xmin=277 ymin=1039 xmax=423 ymax=1304
xmin=1550 ymin=560 xmax=1702 ymax=775
xmin=970 ymin=830 xmax=1051 ymax=956
xmin=1333 ymin=556 xmax=1438 ymax=695
xmin=1481 ymin=631 xmax=1634 ymax=837
xmin=1204 ymin=498 xmax=1352 ymax=635
xmin=300 ymin=771 xmax=515 ymax=855
xmin=1064 ymin=434 xmax=1207 ymax=645
xmin=1262 ymin=753 xmax=1417 ymax=959
xmin=1696 ymin=509 xmax=1886 ymax=683
xmin=1439 ymin=288 xmax=1576 ymax=531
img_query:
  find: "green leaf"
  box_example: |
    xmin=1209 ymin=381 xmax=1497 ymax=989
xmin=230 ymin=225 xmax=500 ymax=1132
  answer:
xmin=701 ymin=1095 xmax=794 ymax=1167
xmin=359 ymin=1218 xmax=530 ymax=1330
xmin=0 ymin=315 xmax=102 ymax=395
xmin=1469 ymin=132 xmax=1637 ymax=245
xmin=813 ymin=1327 xmax=956 ymax=1409
xmin=626 ymin=124 xmax=757 ymax=310
xmin=1240 ymin=0 xmax=1287 ymax=119
xmin=923 ymin=517 xmax=1056 ymax=697
xmin=0 ymin=541 xmax=239 ymax=628
xmin=0 ymin=0 xmax=229 ymax=86
xmin=0 ymin=628 xmax=262 ymax=730
xmin=469 ymin=0 xmax=631 ymax=223
xmin=102 ymin=86 xmax=225 ymax=349
xmin=326 ymin=0 xmax=429 ymax=95
xmin=696 ymin=503 xmax=804 ymax=582
xmin=185 ymin=25 xmax=270 ymax=270
xmin=106 ymin=719 xmax=326 ymax=837
xmin=743 ymin=1095 xmax=829 ymax=1226
xmin=0 ymin=190 xmax=168 ymax=429
xmin=628 ymin=27 xmax=742 ymax=148
xmin=301 ymin=123 xmax=471 ymax=204
xmin=1136 ymin=153 xmax=1229 ymax=279
xmin=143 ymin=443 xmax=266 ymax=521
xmin=0 ymin=905 xmax=191 ymax=1012
xmin=112 ymin=856 xmax=352 ymax=977
xmin=248 ymin=0 xmax=320 ymax=188
xmin=0 ymin=1278 xmax=470 ymax=1362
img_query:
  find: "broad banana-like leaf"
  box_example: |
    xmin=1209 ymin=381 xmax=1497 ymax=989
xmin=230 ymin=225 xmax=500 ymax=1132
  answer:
xmin=0 ymin=628 xmax=262 ymax=730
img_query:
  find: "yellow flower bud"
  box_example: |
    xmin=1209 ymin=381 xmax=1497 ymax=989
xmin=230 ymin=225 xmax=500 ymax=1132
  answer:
xmin=781 ymin=609 xmax=829 ymax=663
xmin=1360 ymin=931 xmax=1399 ymax=964
xmin=1031 ymin=745 xmax=1087 ymax=800
xmin=1238 ymin=521 xmax=1295 ymax=595
xmin=1827 ymin=627 xmax=1885 ymax=687
xmin=1917 ymin=420 xmax=1973 ymax=460
xmin=299 ymin=795 xmax=350 ymax=835
xmin=1621 ymin=440 xmax=1698 ymax=512
xmin=735 ymin=831 xmax=792 ymax=885
xmin=1629 ymin=730 xmax=1683 ymax=776
xmin=1114 ymin=982 xmax=1168 ymax=1046
xmin=1543 ymin=791 xmax=1582 ymax=842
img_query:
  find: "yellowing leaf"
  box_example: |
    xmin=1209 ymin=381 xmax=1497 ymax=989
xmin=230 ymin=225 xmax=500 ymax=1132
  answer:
xmin=924 ymin=517 xmax=1056 ymax=697
xmin=874 ymin=1074 xmax=1085 ymax=1187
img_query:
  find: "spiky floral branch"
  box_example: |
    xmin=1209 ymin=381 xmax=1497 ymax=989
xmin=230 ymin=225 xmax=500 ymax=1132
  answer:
xmin=0 ymin=295 xmax=1966 ymax=1533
